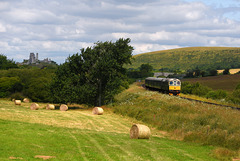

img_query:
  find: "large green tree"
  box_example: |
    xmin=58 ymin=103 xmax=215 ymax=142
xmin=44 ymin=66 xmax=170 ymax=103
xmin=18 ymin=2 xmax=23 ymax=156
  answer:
xmin=51 ymin=38 xmax=133 ymax=106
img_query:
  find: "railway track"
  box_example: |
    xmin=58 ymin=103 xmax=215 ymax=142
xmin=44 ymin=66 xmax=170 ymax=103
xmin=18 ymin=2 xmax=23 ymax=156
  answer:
xmin=179 ymin=96 xmax=240 ymax=111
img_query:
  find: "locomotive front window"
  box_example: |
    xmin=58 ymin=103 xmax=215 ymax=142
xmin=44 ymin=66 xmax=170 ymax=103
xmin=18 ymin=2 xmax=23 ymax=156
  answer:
xmin=169 ymin=81 xmax=173 ymax=85
xmin=177 ymin=81 xmax=181 ymax=85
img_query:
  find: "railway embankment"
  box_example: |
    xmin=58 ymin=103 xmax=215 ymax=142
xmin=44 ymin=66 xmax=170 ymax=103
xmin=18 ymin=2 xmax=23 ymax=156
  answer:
xmin=111 ymin=83 xmax=240 ymax=159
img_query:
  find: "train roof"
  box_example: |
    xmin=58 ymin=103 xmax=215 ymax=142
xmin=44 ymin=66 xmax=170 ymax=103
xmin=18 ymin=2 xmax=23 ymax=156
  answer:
xmin=145 ymin=77 xmax=180 ymax=82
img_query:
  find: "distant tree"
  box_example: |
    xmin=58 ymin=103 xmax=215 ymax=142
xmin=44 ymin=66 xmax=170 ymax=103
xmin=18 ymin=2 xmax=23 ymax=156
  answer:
xmin=0 ymin=77 xmax=21 ymax=97
xmin=223 ymin=68 xmax=230 ymax=75
xmin=25 ymin=77 xmax=51 ymax=102
xmin=194 ymin=67 xmax=201 ymax=77
xmin=139 ymin=63 xmax=153 ymax=78
xmin=139 ymin=63 xmax=153 ymax=73
xmin=51 ymin=38 xmax=133 ymax=106
xmin=0 ymin=54 xmax=18 ymax=69
xmin=209 ymin=69 xmax=218 ymax=76
xmin=200 ymin=70 xmax=206 ymax=77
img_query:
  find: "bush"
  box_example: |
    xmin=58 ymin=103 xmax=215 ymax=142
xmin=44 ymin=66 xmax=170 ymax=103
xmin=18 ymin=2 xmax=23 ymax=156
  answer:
xmin=181 ymin=82 xmax=193 ymax=94
xmin=206 ymin=90 xmax=227 ymax=100
xmin=10 ymin=92 xmax=25 ymax=100
xmin=182 ymin=82 xmax=211 ymax=96
xmin=227 ymin=89 xmax=240 ymax=104
xmin=235 ymin=83 xmax=240 ymax=90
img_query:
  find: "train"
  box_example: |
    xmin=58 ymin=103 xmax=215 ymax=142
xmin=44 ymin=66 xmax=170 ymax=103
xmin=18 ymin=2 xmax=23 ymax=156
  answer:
xmin=145 ymin=77 xmax=181 ymax=95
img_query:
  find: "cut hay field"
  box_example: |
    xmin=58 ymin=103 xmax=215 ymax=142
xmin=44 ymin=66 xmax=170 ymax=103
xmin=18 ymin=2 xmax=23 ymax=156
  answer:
xmin=217 ymin=69 xmax=240 ymax=75
xmin=182 ymin=74 xmax=240 ymax=92
xmin=0 ymin=100 xmax=217 ymax=160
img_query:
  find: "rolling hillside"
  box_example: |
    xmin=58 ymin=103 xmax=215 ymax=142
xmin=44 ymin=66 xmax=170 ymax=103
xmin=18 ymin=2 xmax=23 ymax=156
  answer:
xmin=128 ymin=47 xmax=240 ymax=71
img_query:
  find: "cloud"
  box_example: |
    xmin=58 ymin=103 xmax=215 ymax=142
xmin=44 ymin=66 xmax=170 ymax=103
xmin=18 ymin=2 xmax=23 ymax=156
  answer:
xmin=0 ymin=0 xmax=240 ymax=63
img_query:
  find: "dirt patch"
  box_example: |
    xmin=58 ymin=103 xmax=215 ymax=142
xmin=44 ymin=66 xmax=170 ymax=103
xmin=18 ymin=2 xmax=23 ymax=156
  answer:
xmin=34 ymin=155 xmax=56 ymax=160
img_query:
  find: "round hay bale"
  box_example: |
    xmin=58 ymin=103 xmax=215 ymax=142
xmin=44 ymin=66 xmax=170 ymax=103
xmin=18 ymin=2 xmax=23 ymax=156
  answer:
xmin=46 ymin=104 xmax=55 ymax=110
xmin=23 ymin=98 xmax=30 ymax=103
xmin=30 ymin=103 xmax=39 ymax=110
xmin=60 ymin=104 xmax=68 ymax=111
xmin=14 ymin=100 xmax=21 ymax=105
xmin=92 ymin=107 xmax=104 ymax=115
xmin=130 ymin=124 xmax=151 ymax=139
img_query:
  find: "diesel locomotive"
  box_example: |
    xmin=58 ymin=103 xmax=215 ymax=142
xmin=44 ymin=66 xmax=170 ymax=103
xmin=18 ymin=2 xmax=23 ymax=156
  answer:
xmin=145 ymin=77 xmax=181 ymax=95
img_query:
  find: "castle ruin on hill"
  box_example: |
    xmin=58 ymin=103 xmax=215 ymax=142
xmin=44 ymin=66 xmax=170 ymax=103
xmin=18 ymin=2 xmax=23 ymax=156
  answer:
xmin=23 ymin=52 xmax=53 ymax=65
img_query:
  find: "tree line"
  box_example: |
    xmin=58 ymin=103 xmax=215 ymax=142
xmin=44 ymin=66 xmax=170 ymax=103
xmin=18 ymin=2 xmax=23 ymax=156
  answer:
xmin=184 ymin=67 xmax=230 ymax=78
xmin=0 ymin=38 xmax=133 ymax=106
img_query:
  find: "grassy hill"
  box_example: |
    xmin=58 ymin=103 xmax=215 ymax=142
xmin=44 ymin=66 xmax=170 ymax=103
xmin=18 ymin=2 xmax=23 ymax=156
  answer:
xmin=128 ymin=47 xmax=240 ymax=71
xmin=0 ymin=99 xmax=219 ymax=160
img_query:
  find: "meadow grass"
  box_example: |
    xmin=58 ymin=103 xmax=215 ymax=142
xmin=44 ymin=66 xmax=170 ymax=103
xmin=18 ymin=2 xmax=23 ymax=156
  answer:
xmin=0 ymin=99 xmax=218 ymax=160
xmin=111 ymin=83 xmax=240 ymax=159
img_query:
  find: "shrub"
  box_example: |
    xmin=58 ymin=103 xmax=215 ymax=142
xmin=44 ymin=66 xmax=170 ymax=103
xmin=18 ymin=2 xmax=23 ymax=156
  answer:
xmin=227 ymin=89 xmax=240 ymax=104
xmin=181 ymin=82 xmax=211 ymax=96
xmin=206 ymin=90 xmax=227 ymax=100
xmin=191 ymin=82 xmax=211 ymax=97
xmin=236 ymin=83 xmax=240 ymax=90
xmin=181 ymin=82 xmax=194 ymax=94
xmin=10 ymin=92 xmax=25 ymax=100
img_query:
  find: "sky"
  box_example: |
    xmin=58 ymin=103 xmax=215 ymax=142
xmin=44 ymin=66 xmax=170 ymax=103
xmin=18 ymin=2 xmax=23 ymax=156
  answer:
xmin=0 ymin=0 xmax=240 ymax=64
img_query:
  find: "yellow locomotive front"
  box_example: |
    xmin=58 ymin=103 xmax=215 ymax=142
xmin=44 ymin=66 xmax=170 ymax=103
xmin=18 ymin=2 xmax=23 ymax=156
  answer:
xmin=168 ymin=79 xmax=181 ymax=95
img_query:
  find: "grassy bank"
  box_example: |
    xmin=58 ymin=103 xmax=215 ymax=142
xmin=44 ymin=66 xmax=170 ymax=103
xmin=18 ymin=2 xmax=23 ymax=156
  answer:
xmin=0 ymin=99 xmax=218 ymax=160
xmin=111 ymin=83 xmax=240 ymax=159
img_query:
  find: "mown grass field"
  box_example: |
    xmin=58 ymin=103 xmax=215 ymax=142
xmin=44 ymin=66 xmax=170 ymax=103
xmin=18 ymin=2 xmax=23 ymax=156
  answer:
xmin=0 ymin=99 xmax=218 ymax=160
xmin=182 ymin=74 xmax=240 ymax=92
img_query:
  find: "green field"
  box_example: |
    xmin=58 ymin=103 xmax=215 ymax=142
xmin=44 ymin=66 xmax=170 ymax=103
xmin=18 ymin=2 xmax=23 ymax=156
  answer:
xmin=182 ymin=74 xmax=240 ymax=92
xmin=127 ymin=47 xmax=240 ymax=71
xmin=0 ymin=100 xmax=218 ymax=160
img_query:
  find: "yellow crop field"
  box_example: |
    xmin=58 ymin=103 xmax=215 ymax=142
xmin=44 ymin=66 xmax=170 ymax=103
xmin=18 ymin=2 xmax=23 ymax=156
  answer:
xmin=217 ymin=68 xmax=240 ymax=74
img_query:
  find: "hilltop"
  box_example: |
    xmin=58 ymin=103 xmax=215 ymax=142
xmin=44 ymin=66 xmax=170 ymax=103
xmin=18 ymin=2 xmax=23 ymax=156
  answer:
xmin=128 ymin=47 xmax=240 ymax=71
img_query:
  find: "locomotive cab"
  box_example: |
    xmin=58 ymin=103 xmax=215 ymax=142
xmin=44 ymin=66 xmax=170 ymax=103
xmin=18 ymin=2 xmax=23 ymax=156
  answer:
xmin=168 ymin=79 xmax=181 ymax=96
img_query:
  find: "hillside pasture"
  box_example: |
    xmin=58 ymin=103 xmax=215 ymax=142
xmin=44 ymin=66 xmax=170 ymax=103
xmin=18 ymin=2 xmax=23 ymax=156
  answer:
xmin=127 ymin=47 xmax=240 ymax=71
xmin=0 ymin=99 xmax=218 ymax=160
xmin=182 ymin=74 xmax=240 ymax=92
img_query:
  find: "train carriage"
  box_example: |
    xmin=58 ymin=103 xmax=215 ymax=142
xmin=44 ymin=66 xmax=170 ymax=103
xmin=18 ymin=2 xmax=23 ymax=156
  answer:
xmin=145 ymin=77 xmax=181 ymax=95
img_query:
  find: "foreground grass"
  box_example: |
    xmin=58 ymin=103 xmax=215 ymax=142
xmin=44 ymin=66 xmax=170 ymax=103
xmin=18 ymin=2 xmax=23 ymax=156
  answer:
xmin=112 ymin=83 xmax=240 ymax=159
xmin=0 ymin=100 xmax=217 ymax=160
